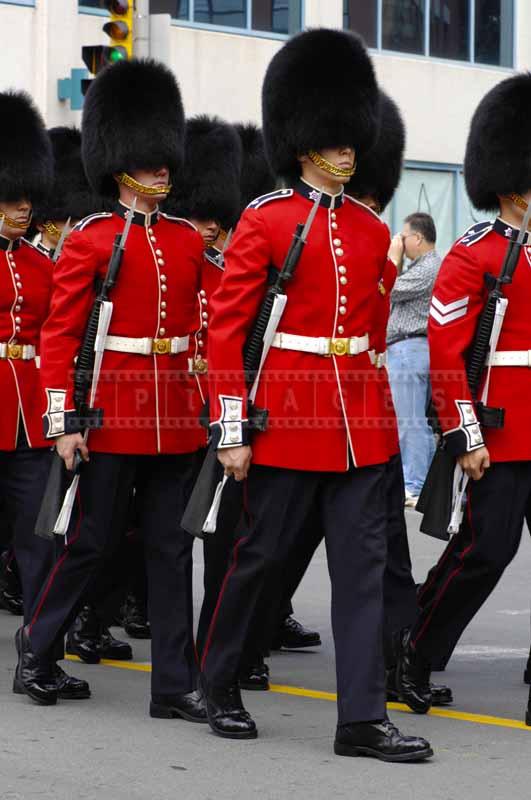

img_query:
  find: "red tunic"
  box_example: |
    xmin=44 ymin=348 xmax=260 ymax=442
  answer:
xmin=39 ymin=206 xmax=207 ymax=455
xmin=428 ymin=217 xmax=531 ymax=462
xmin=207 ymin=182 xmax=399 ymax=471
xmin=190 ymin=246 xmax=224 ymax=407
xmin=0 ymin=236 xmax=52 ymax=450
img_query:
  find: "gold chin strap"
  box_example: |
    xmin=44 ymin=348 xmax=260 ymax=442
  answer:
xmin=0 ymin=211 xmax=31 ymax=231
xmin=42 ymin=221 xmax=62 ymax=241
xmin=509 ymin=193 xmax=529 ymax=212
xmin=117 ymin=172 xmax=172 ymax=196
xmin=308 ymin=150 xmax=357 ymax=179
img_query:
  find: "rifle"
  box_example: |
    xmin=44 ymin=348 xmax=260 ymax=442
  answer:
xmin=35 ymin=200 xmax=137 ymax=541
xmin=418 ymin=201 xmax=531 ymax=539
xmin=181 ymin=192 xmax=322 ymax=538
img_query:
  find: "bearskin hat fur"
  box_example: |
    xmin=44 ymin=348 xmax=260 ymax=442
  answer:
xmin=33 ymin=127 xmax=101 ymax=224
xmin=0 ymin=90 xmax=52 ymax=205
xmin=234 ymin=123 xmax=276 ymax=211
xmin=347 ymin=91 xmax=406 ymax=212
xmin=262 ymin=29 xmax=378 ymax=182
xmin=82 ymin=58 xmax=185 ymax=198
xmin=465 ymin=73 xmax=531 ymax=211
xmin=165 ymin=115 xmax=242 ymax=230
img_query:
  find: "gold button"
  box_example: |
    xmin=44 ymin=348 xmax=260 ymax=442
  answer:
xmin=201 ymin=298 xmax=208 ymax=305
xmin=14 ymin=273 xmax=20 ymax=279
xmin=161 ymin=301 xmax=167 ymax=309
xmin=198 ymin=340 xmax=204 ymax=347
xmin=161 ymin=285 xmax=167 ymax=292
xmin=200 ymin=289 xmax=206 ymax=297
xmin=159 ymin=328 xmax=166 ymax=336
xmin=155 ymin=249 xmax=162 ymax=256
xmin=160 ymin=311 xmax=167 ymax=319
xmin=15 ymin=316 xmax=21 ymax=324
xmin=18 ymin=296 xmax=23 ymax=303
xmin=160 ymin=274 xmax=167 ymax=281
xmin=331 ymin=212 xmax=337 ymax=220
xmin=16 ymin=282 xmax=22 ymax=289
xmin=15 ymin=326 xmax=20 ymax=332
xmin=150 ymin=236 xmax=156 ymax=243
xmin=337 ymin=325 xmax=344 ymax=334
xmin=15 ymin=305 xmax=20 ymax=312
xmin=148 ymin=228 xmax=153 ymax=235
xmin=339 ymin=306 xmax=346 ymax=315
xmin=202 ymin=322 xmax=208 ymax=329
xmin=340 ymin=277 xmax=347 ymax=285
xmin=333 ymin=239 xmax=342 ymax=247
xmin=202 ymin=311 xmax=208 ymax=319
xmin=331 ymin=222 xmax=338 ymax=230
xmin=335 ymin=248 xmax=344 ymax=257
xmin=158 ymin=258 xmax=165 ymax=266
xmin=338 ymin=266 xmax=346 ymax=274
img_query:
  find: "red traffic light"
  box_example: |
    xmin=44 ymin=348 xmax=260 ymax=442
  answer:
xmin=103 ymin=20 xmax=129 ymax=41
xmin=104 ymin=0 xmax=130 ymax=14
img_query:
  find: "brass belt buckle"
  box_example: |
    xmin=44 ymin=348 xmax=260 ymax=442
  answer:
xmin=192 ymin=356 xmax=208 ymax=374
xmin=329 ymin=338 xmax=349 ymax=357
xmin=152 ymin=338 xmax=171 ymax=355
xmin=7 ymin=343 xmax=22 ymax=359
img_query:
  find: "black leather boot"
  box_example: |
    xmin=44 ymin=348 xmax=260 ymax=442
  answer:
xmin=98 ymin=626 xmax=133 ymax=660
xmin=524 ymin=646 xmax=531 ymax=684
xmin=150 ymin=690 xmax=207 ymax=723
xmin=122 ymin=594 xmax=151 ymax=639
xmin=66 ymin=605 xmax=102 ymax=663
xmin=14 ymin=627 xmax=57 ymax=706
xmin=386 ymin=667 xmax=453 ymax=706
xmin=54 ymin=664 xmax=91 ymax=699
xmin=334 ymin=719 xmax=433 ymax=762
xmin=203 ymin=679 xmax=258 ymax=739
xmin=0 ymin=551 xmax=23 ymax=616
xmin=271 ymin=616 xmax=321 ymax=650
xmin=396 ymin=629 xmax=433 ymax=714
xmin=239 ymin=656 xmax=270 ymax=691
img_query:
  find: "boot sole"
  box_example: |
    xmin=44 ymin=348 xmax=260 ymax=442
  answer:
xmin=150 ymin=701 xmax=208 ymax=724
xmin=57 ymin=688 xmax=92 ymax=700
xmin=65 ymin=648 xmax=100 ymax=665
xmin=206 ymin=713 xmax=258 ymax=739
xmin=334 ymin=742 xmax=434 ymax=762
xmin=13 ymin=677 xmax=57 ymax=706
xmin=388 ymin=688 xmax=452 ymax=708
xmin=272 ymin=640 xmax=321 ymax=651
xmin=99 ymin=651 xmax=133 ymax=661
xmin=239 ymin=682 xmax=270 ymax=692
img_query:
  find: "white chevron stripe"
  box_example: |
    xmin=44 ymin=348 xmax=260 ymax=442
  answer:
xmin=431 ymin=294 xmax=469 ymax=314
xmin=430 ymin=305 xmax=468 ymax=325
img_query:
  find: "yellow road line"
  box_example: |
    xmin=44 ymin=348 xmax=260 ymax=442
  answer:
xmin=66 ymin=655 xmax=531 ymax=732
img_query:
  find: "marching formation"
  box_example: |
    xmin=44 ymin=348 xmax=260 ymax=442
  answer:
xmin=1 ymin=27 xmax=531 ymax=765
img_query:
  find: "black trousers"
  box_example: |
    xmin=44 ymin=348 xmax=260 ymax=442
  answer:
xmin=254 ymin=454 xmax=418 ymax=668
xmin=0 ymin=431 xmax=55 ymax=627
xmin=200 ymin=463 xmax=388 ymax=724
xmin=29 ymin=451 xmax=199 ymax=695
xmin=412 ymin=461 xmax=531 ymax=663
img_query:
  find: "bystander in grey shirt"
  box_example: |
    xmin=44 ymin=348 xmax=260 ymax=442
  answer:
xmin=387 ymin=249 xmax=441 ymax=346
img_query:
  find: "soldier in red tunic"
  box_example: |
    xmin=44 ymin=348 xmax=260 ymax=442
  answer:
xmin=0 ymin=91 xmax=91 ymax=702
xmin=17 ymin=59 xmax=207 ymax=721
xmin=200 ymin=29 xmax=433 ymax=761
xmin=397 ymin=73 xmax=531 ymax=714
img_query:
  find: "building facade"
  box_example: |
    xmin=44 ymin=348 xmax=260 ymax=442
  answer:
xmin=0 ymin=0 xmax=529 ymax=250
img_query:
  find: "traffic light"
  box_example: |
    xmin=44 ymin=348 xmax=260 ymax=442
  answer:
xmin=81 ymin=1 xmax=134 ymax=95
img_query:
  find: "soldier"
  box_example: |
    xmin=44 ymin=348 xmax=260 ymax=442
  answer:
xmin=200 ymin=29 xmax=433 ymax=761
xmin=397 ymin=73 xmax=531 ymax=714
xmin=16 ymin=59 xmax=207 ymax=720
xmin=0 ymin=92 xmax=88 ymax=701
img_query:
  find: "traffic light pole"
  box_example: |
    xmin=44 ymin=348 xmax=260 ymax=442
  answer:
xmin=134 ymin=0 xmax=150 ymax=57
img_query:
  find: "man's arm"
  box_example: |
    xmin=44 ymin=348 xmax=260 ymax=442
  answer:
xmin=390 ymin=254 xmax=440 ymax=303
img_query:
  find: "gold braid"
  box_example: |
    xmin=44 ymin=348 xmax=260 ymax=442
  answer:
xmin=117 ymin=172 xmax=172 ymax=196
xmin=308 ymin=150 xmax=357 ymax=178
xmin=42 ymin=221 xmax=62 ymax=241
xmin=508 ymin=193 xmax=529 ymax=212
xmin=0 ymin=211 xmax=31 ymax=231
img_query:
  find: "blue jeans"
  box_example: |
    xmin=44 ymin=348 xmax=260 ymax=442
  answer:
xmin=387 ymin=337 xmax=435 ymax=496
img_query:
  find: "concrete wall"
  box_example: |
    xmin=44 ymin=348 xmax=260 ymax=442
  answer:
xmin=0 ymin=0 xmax=529 ymax=168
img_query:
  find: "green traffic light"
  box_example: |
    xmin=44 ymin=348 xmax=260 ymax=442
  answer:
xmin=109 ymin=48 xmax=125 ymax=63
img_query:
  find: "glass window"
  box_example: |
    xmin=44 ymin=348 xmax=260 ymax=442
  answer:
xmin=193 ymin=0 xmax=246 ymax=28
xmin=475 ymin=0 xmax=513 ymax=67
xmin=150 ymin=1 xmax=189 ymax=18
xmin=343 ymin=0 xmax=378 ymax=48
xmin=430 ymin=0 xmax=469 ymax=61
xmin=252 ymin=0 xmax=302 ymax=35
xmin=382 ymin=0 xmax=426 ymax=55
xmin=393 ymin=168 xmax=455 ymax=255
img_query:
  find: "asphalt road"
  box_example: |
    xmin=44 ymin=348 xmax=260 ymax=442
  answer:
xmin=1 ymin=509 xmax=531 ymax=800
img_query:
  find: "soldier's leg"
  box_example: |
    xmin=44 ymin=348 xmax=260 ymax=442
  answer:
xmin=320 ymin=464 xmax=388 ymax=724
xmin=27 ymin=453 xmax=135 ymax=657
xmin=136 ymin=453 xmax=199 ymax=700
xmin=398 ymin=461 xmax=530 ymax=712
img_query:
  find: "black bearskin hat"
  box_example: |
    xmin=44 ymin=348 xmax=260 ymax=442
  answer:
xmin=234 ymin=123 xmax=276 ymax=212
xmin=262 ymin=28 xmax=378 ymax=182
xmin=0 ymin=90 xmax=52 ymax=205
xmin=33 ymin=127 xmax=101 ymax=224
xmin=465 ymin=73 xmax=531 ymax=211
xmin=82 ymin=58 xmax=185 ymax=198
xmin=165 ymin=115 xmax=242 ymax=230
xmin=347 ymin=91 xmax=406 ymax=212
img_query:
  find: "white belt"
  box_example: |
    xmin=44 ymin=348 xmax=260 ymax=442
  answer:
xmin=369 ymin=349 xmax=387 ymax=369
xmin=272 ymin=332 xmax=370 ymax=357
xmin=104 ymin=335 xmax=190 ymax=356
xmin=489 ymin=350 xmax=531 ymax=367
xmin=0 ymin=342 xmax=36 ymax=360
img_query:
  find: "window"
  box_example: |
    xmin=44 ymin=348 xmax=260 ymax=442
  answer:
xmin=343 ymin=0 xmax=377 ymax=48
xmin=382 ymin=0 xmax=425 ymax=55
xmin=430 ymin=0 xmax=469 ymax=61
xmin=343 ymin=0 xmax=514 ymax=67
xmin=80 ymin=0 xmax=302 ymax=35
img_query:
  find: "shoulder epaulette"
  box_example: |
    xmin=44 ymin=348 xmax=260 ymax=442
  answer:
xmin=343 ymin=194 xmax=385 ymax=223
xmin=247 ymin=188 xmax=293 ymax=210
xmin=21 ymin=238 xmax=51 ymax=260
xmin=74 ymin=212 xmax=113 ymax=232
xmin=159 ymin=213 xmax=198 ymax=231
xmin=458 ymin=220 xmax=493 ymax=247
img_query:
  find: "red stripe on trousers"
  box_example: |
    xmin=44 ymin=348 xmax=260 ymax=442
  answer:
xmin=200 ymin=535 xmax=248 ymax=672
xmin=413 ymin=491 xmax=476 ymax=648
